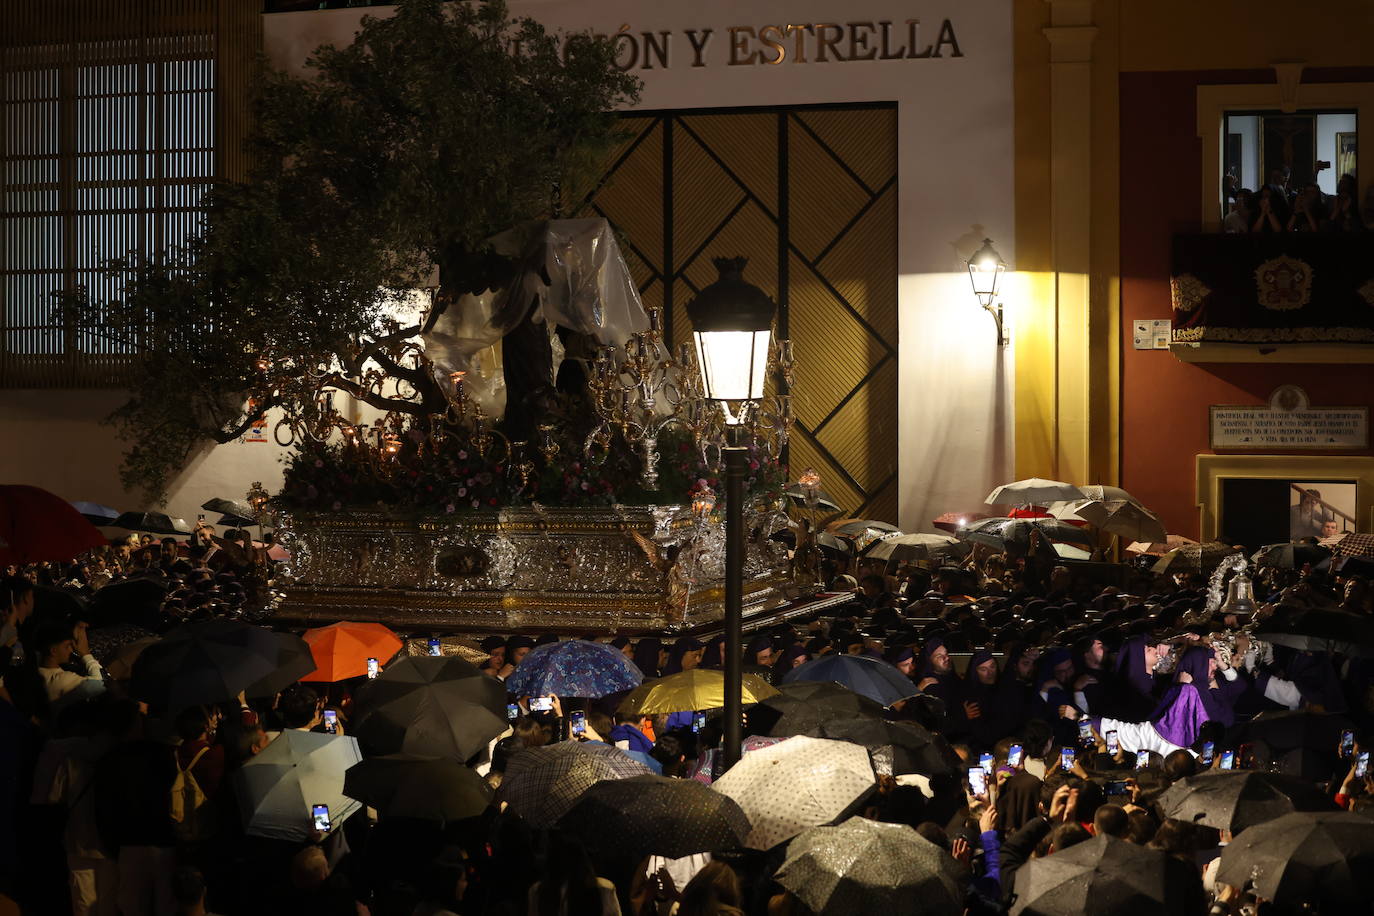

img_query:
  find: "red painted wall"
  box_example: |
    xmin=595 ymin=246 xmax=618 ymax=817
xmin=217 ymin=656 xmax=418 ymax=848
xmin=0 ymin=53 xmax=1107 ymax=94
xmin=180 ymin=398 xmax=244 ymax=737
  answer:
xmin=1119 ymin=68 xmax=1374 ymax=539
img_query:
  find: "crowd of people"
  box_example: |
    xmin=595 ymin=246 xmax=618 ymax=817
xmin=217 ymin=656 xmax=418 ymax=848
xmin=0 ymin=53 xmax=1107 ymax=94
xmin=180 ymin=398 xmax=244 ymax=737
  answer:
xmin=1223 ymin=165 xmax=1371 ymax=234
xmin=2 ymin=524 xmax=1372 ymax=916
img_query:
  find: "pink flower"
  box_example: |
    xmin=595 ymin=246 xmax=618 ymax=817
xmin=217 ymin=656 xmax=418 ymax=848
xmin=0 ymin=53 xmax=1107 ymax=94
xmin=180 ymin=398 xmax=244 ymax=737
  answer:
xmin=471 ymin=499 xmax=480 ymax=508
xmin=581 ymin=481 xmax=590 ymax=491
xmin=314 ymin=459 xmax=325 ymax=468
xmin=331 ymin=501 xmax=342 ymax=511
xmin=457 ymin=487 xmax=467 ymax=497
xmin=458 ymin=450 xmax=468 ymax=460
xmin=749 ymin=460 xmax=760 ymax=471
xmin=445 ymin=503 xmax=456 ymax=514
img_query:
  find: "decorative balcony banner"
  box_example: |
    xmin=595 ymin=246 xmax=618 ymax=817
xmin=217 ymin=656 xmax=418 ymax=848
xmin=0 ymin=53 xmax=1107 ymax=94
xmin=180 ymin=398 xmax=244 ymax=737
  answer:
xmin=1170 ymin=234 xmax=1374 ymax=345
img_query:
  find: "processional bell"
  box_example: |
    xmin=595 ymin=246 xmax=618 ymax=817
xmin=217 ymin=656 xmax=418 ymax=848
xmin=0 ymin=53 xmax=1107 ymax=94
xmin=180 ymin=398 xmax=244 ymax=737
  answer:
xmin=1219 ymin=569 xmax=1257 ymax=617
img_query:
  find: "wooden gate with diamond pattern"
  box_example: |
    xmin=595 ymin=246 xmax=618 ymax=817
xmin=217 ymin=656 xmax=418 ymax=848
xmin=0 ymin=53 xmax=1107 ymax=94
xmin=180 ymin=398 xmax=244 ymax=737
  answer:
xmin=576 ymin=104 xmax=898 ymax=522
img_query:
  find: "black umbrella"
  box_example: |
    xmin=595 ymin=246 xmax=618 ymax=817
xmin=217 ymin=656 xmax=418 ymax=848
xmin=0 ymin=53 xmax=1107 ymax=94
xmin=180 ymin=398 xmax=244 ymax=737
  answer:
xmin=202 ymin=497 xmax=258 ymax=522
xmin=1216 ymin=811 xmax=1374 ymax=909
xmin=1252 ymin=606 xmax=1374 ymax=657
xmin=559 ymin=774 xmax=751 ymax=859
xmin=1240 ymin=710 xmax=1354 ymax=753
xmin=215 ymin=513 xmax=257 ymax=528
xmin=130 ymin=619 xmax=283 ymax=713
xmin=244 ymin=630 xmax=317 ymax=698
xmin=1157 ymin=770 xmax=1334 ymax=834
xmin=749 ymin=680 xmax=887 ymax=738
xmin=70 ymin=501 xmax=121 ymax=526
xmin=31 ymin=585 xmax=87 ymax=625
xmin=88 ymin=576 xmax=170 ymax=627
xmin=343 ymin=754 xmax=492 ymax=822
xmin=1010 ymin=834 xmax=1203 ymax=916
xmin=352 ymin=656 xmax=508 ymax=762
xmin=808 ymin=718 xmax=962 ymax=778
xmin=111 ymin=511 xmax=192 ymax=535
xmin=1252 ymin=542 xmax=1332 ymax=569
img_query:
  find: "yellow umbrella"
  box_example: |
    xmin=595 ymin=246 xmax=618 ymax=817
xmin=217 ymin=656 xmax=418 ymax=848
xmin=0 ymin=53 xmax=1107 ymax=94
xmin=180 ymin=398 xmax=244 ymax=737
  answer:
xmin=617 ymin=669 xmax=779 ymax=715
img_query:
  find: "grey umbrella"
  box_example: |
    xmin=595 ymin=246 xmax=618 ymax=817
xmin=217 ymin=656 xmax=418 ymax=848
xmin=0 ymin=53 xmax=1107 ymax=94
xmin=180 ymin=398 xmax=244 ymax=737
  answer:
xmin=1215 ymin=811 xmax=1374 ymax=910
xmin=957 ymin=517 xmax=1095 ymax=551
xmin=234 ymin=730 xmax=363 ymax=841
xmin=1158 ymin=770 xmax=1334 ymax=834
xmin=1011 ymin=834 xmax=1203 ymax=916
xmin=496 ymin=741 xmax=651 ymax=829
xmin=775 ymin=817 xmax=963 ymax=916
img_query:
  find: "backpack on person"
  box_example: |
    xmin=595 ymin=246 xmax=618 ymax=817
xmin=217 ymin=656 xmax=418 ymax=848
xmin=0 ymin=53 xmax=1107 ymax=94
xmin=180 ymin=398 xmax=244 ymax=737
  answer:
xmin=170 ymin=746 xmax=214 ymax=841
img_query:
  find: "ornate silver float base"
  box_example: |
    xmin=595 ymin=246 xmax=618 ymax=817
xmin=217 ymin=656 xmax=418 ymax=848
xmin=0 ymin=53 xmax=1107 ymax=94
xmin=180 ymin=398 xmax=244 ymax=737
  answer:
xmin=272 ymin=505 xmax=794 ymax=633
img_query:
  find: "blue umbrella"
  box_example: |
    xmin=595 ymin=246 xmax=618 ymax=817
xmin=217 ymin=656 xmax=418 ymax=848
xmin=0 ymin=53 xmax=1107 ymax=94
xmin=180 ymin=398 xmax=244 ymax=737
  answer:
xmin=504 ymin=640 xmax=644 ymax=699
xmin=70 ymin=501 xmax=121 ymax=526
xmin=782 ymin=655 xmax=917 ymax=707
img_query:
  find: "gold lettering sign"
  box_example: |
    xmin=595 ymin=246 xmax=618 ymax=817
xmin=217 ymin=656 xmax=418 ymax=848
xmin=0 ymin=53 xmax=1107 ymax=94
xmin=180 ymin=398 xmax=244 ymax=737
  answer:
xmin=582 ymin=19 xmax=965 ymax=71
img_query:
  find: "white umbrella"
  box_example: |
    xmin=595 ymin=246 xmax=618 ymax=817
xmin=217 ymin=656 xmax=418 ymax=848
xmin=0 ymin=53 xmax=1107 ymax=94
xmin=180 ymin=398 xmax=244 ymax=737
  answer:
xmin=711 ymin=735 xmax=874 ymax=850
xmin=1073 ymin=499 xmax=1167 ymax=543
xmin=234 ymin=730 xmax=363 ymax=841
xmin=861 ymin=533 xmax=969 ymax=564
xmin=985 ymin=478 xmax=1086 ymax=507
xmin=1077 ymin=484 xmax=1138 ymax=504
xmin=1052 ymin=543 xmax=1093 ymax=560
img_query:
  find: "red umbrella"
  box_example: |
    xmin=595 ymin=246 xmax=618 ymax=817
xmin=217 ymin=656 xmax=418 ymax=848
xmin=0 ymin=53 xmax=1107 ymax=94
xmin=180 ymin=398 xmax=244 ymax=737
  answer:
xmin=1007 ymin=506 xmax=1052 ymax=518
xmin=0 ymin=485 xmax=107 ymax=566
xmin=932 ymin=512 xmax=991 ymax=534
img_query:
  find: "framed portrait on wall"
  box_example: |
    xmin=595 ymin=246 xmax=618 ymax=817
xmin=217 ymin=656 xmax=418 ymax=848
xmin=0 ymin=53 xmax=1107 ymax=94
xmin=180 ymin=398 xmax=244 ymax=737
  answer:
xmin=1336 ymin=131 xmax=1357 ymax=180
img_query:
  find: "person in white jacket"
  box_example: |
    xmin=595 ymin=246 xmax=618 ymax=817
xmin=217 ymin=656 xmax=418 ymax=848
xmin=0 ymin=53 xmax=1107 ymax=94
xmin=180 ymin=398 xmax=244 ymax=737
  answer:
xmin=37 ymin=622 xmax=105 ymax=713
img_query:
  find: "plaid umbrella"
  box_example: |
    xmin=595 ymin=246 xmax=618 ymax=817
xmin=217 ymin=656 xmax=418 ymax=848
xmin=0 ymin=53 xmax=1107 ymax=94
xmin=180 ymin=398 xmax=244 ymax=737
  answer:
xmin=1150 ymin=541 xmax=1240 ymax=575
xmin=302 ymin=621 xmax=404 ymax=682
xmin=352 ymin=656 xmax=508 ymax=761
xmin=808 ymin=718 xmax=962 ymax=778
xmin=343 ymin=754 xmax=492 ymax=822
xmin=782 ymin=654 xmax=917 ymax=707
xmin=504 ymin=640 xmax=643 ymax=699
xmin=776 ymin=818 xmax=963 ymax=916
xmin=130 ymin=619 xmax=282 ymax=713
xmin=234 ymin=730 xmax=362 ymax=841
xmin=1331 ymin=532 xmax=1374 ymax=558
xmin=711 ymin=736 xmax=874 ymax=850
xmin=618 ymin=669 xmax=778 ymax=716
xmin=1216 ymin=811 xmax=1374 ymax=910
xmin=559 ymin=774 xmax=751 ymax=859
xmin=0 ymin=485 xmax=107 ymax=565
xmin=1011 ymin=834 xmax=1201 ymax=916
xmin=860 ymin=533 xmax=970 ymax=565
xmin=1157 ymin=771 xmax=1334 ymax=834
xmin=497 ymin=741 xmax=652 ymax=828
xmin=750 ymin=681 xmax=887 ymax=737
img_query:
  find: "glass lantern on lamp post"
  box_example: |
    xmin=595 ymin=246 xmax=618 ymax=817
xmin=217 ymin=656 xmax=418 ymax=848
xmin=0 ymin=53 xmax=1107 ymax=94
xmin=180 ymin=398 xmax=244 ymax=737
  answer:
xmin=686 ymin=256 xmax=775 ymax=771
xmin=967 ymin=238 xmax=1008 ymax=347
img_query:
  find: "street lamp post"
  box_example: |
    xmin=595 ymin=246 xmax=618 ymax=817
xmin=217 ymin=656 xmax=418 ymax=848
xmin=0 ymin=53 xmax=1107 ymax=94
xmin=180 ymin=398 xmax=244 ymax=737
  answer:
xmin=687 ymin=256 xmax=775 ymax=771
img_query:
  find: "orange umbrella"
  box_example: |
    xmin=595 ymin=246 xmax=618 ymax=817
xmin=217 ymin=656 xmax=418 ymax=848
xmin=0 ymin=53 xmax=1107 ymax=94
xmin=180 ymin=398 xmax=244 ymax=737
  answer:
xmin=302 ymin=621 xmax=404 ymax=682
